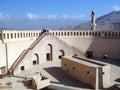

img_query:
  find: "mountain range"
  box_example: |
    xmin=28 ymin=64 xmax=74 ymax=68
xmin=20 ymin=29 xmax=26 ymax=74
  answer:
xmin=0 ymin=11 xmax=120 ymax=30
xmin=0 ymin=18 xmax=82 ymax=30
xmin=61 ymin=11 xmax=120 ymax=30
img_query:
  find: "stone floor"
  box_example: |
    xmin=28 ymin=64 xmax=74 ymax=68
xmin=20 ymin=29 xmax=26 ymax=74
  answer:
xmin=0 ymin=59 xmax=120 ymax=90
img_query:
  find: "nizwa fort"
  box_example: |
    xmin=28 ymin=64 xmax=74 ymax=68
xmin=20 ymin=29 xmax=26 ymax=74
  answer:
xmin=0 ymin=11 xmax=120 ymax=90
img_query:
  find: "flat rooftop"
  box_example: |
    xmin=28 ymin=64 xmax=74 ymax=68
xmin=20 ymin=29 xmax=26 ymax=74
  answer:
xmin=62 ymin=56 xmax=106 ymax=68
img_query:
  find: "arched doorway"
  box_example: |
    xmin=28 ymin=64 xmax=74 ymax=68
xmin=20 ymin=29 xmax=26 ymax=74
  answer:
xmin=46 ymin=44 xmax=53 ymax=61
xmin=33 ymin=53 xmax=39 ymax=65
xmin=59 ymin=49 xmax=65 ymax=59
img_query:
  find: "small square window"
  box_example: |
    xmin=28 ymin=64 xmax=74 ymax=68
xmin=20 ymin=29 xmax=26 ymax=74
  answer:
xmin=64 ymin=64 xmax=67 ymax=66
xmin=73 ymin=67 xmax=75 ymax=70
xmin=74 ymin=54 xmax=77 ymax=56
xmin=59 ymin=56 xmax=62 ymax=59
xmin=87 ymin=71 xmax=90 ymax=74
xmin=21 ymin=66 xmax=25 ymax=71
xmin=33 ymin=60 xmax=36 ymax=65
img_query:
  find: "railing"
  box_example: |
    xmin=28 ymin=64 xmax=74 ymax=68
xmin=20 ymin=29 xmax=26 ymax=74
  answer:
xmin=9 ymin=33 xmax=46 ymax=74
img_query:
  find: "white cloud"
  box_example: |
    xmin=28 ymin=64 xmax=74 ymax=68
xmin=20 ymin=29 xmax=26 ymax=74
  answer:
xmin=112 ymin=5 xmax=120 ymax=11
xmin=47 ymin=15 xmax=57 ymax=19
xmin=62 ymin=14 xmax=68 ymax=19
xmin=62 ymin=14 xmax=85 ymax=19
xmin=71 ymin=14 xmax=85 ymax=19
xmin=80 ymin=14 xmax=85 ymax=18
xmin=26 ymin=13 xmax=40 ymax=19
xmin=26 ymin=13 xmax=85 ymax=20
xmin=0 ymin=12 xmax=10 ymax=19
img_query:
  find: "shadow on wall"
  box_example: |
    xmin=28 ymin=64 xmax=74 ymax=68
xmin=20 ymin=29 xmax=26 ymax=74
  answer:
xmin=41 ymin=85 xmax=74 ymax=90
xmin=86 ymin=36 xmax=120 ymax=66
xmin=43 ymin=67 xmax=92 ymax=89
xmin=115 ymin=78 xmax=120 ymax=83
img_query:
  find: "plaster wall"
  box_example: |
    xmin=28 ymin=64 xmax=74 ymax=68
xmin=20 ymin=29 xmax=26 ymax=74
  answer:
xmin=49 ymin=30 xmax=120 ymax=59
xmin=0 ymin=44 xmax=6 ymax=67
xmin=0 ymin=39 xmax=36 ymax=69
xmin=61 ymin=57 xmax=98 ymax=89
xmin=14 ymin=35 xmax=83 ymax=75
xmin=0 ymin=30 xmax=119 ymax=75
xmin=0 ymin=66 xmax=6 ymax=75
xmin=101 ymin=65 xmax=110 ymax=88
xmin=59 ymin=36 xmax=120 ymax=59
xmin=61 ymin=56 xmax=110 ymax=89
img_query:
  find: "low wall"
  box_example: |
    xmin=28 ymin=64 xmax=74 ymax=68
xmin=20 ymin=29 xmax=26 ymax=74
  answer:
xmin=0 ymin=66 xmax=6 ymax=75
xmin=101 ymin=65 xmax=110 ymax=88
xmin=61 ymin=57 xmax=98 ymax=89
xmin=61 ymin=56 xmax=110 ymax=89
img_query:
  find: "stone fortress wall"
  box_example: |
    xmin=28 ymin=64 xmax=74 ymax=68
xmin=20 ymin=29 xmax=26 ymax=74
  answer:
xmin=0 ymin=30 xmax=40 ymax=42
xmin=50 ymin=30 xmax=120 ymax=59
xmin=1 ymin=30 xmax=120 ymax=41
xmin=0 ymin=30 xmax=120 ymax=75
xmin=0 ymin=30 xmax=40 ymax=72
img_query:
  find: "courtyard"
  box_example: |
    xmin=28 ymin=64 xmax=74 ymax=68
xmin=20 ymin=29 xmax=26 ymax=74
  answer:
xmin=0 ymin=58 xmax=120 ymax=90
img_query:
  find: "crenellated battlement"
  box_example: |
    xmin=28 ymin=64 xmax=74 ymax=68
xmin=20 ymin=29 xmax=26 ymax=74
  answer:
xmin=49 ymin=30 xmax=120 ymax=38
xmin=0 ymin=30 xmax=120 ymax=41
xmin=0 ymin=30 xmax=40 ymax=40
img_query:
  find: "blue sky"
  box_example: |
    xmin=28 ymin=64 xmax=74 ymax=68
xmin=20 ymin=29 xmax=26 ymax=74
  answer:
xmin=0 ymin=0 xmax=120 ymax=20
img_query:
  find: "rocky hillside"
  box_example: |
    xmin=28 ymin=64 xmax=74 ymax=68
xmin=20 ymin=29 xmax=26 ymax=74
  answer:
xmin=61 ymin=11 xmax=120 ymax=30
xmin=96 ymin=11 xmax=120 ymax=30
